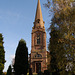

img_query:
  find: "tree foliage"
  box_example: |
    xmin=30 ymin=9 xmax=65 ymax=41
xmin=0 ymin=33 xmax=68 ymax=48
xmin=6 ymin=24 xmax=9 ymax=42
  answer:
xmin=48 ymin=28 xmax=67 ymax=74
xmin=0 ymin=33 xmax=5 ymax=75
xmin=14 ymin=39 xmax=28 ymax=75
xmin=6 ymin=65 xmax=12 ymax=75
xmin=45 ymin=0 xmax=75 ymax=74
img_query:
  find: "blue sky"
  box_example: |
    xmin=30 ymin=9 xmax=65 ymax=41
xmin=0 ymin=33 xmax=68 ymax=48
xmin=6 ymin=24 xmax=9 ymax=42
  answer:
xmin=0 ymin=0 xmax=52 ymax=72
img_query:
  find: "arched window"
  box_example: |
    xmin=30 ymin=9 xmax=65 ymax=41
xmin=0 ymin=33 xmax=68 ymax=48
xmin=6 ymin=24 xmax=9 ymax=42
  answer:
xmin=37 ymin=19 xmax=40 ymax=23
xmin=35 ymin=54 xmax=42 ymax=58
xmin=37 ymin=35 xmax=40 ymax=44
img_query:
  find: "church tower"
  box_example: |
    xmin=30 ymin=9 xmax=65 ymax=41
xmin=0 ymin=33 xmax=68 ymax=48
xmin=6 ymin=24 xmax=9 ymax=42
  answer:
xmin=30 ymin=0 xmax=47 ymax=73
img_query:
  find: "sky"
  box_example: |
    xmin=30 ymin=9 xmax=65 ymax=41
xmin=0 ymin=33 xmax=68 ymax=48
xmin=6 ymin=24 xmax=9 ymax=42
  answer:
xmin=0 ymin=0 xmax=52 ymax=72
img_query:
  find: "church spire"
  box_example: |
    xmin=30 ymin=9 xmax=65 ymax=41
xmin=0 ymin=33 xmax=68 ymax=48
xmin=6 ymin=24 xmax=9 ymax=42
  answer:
xmin=35 ymin=0 xmax=43 ymax=21
xmin=34 ymin=0 xmax=45 ymax=28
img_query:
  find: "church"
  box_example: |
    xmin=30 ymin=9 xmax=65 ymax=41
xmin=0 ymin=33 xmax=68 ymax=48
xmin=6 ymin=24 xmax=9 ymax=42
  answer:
xmin=30 ymin=0 xmax=48 ymax=73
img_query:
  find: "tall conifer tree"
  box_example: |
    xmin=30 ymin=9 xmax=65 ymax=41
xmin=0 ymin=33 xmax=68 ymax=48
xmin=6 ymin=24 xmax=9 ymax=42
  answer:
xmin=14 ymin=39 xmax=28 ymax=75
xmin=6 ymin=65 xmax=12 ymax=75
xmin=0 ymin=33 xmax=5 ymax=75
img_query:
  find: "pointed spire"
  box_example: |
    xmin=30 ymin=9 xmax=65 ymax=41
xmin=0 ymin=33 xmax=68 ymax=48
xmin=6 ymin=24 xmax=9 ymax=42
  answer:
xmin=34 ymin=0 xmax=45 ymax=28
xmin=35 ymin=0 xmax=43 ymax=21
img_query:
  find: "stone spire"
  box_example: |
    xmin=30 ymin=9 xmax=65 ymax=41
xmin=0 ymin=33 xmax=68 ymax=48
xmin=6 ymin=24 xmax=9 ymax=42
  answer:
xmin=34 ymin=0 xmax=45 ymax=28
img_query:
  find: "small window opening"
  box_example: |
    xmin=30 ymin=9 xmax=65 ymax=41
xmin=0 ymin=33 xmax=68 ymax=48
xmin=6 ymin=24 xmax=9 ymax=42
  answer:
xmin=38 ymin=21 xmax=39 ymax=23
xmin=37 ymin=35 xmax=40 ymax=44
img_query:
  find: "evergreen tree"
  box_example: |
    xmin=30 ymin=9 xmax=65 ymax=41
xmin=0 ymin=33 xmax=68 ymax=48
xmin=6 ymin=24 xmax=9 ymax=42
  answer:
xmin=29 ymin=68 xmax=32 ymax=75
xmin=14 ymin=39 xmax=28 ymax=75
xmin=6 ymin=65 xmax=12 ymax=75
xmin=0 ymin=33 xmax=5 ymax=75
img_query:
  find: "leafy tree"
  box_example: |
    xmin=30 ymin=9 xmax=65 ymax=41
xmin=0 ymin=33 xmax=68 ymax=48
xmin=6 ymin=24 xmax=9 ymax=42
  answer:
xmin=14 ymin=39 xmax=28 ymax=75
xmin=48 ymin=28 xmax=67 ymax=74
xmin=6 ymin=65 xmax=12 ymax=75
xmin=45 ymin=0 xmax=75 ymax=74
xmin=0 ymin=33 xmax=5 ymax=75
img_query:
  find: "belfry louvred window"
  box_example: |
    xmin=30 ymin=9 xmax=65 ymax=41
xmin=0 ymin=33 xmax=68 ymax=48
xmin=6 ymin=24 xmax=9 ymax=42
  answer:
xmin=37 ymin=35 xmax=40 ymax=44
